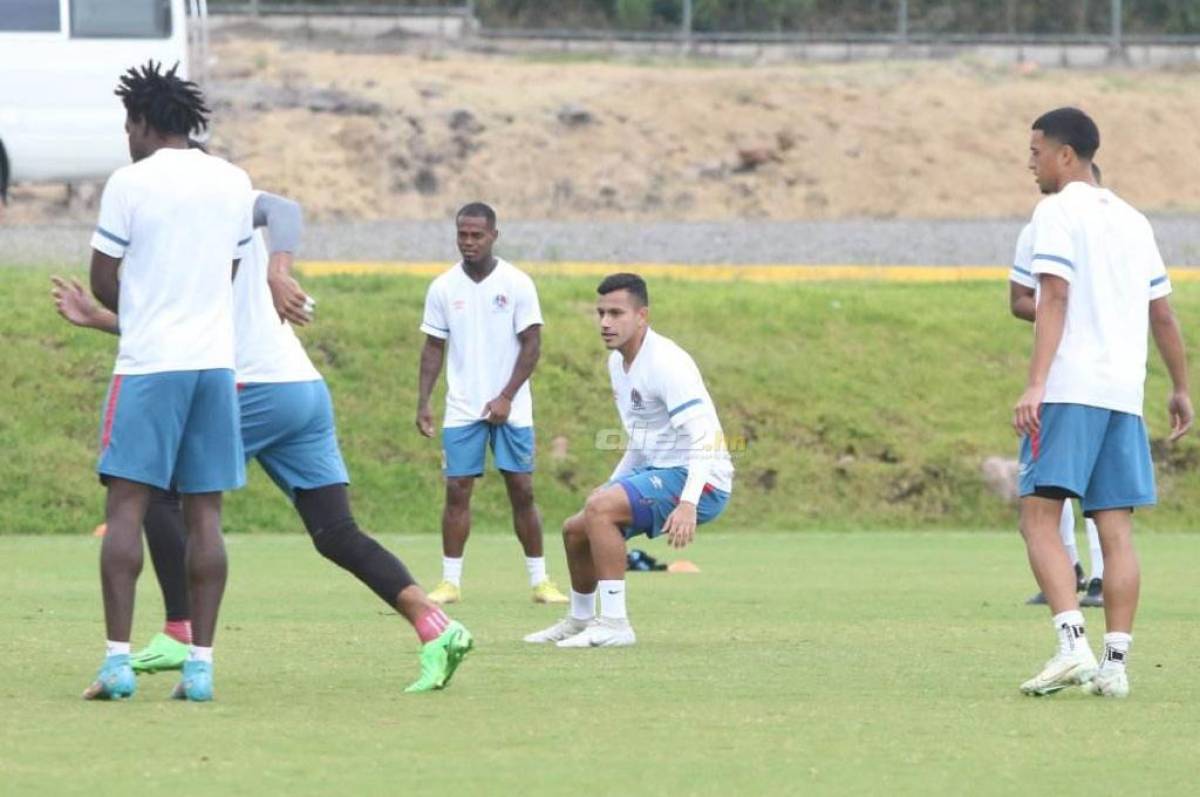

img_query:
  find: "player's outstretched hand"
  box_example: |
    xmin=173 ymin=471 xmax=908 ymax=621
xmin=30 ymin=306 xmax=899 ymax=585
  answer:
xmin=416 ymin=404 xmax=435 ymax=438
xmin=481 ymin=395 xmax=512 ymax=426
xmin=1012 ymin=384 xmax=1045 ymax=437
xmin=50 ymin=276 xmax=97 ymax=327
xmin=1168 ymin=390 xmax=1194 ymax=442
xmin=267 ymin=254 xmax=312 ymax=326
xmin=662 ymin=501 xmax=697 ymax=549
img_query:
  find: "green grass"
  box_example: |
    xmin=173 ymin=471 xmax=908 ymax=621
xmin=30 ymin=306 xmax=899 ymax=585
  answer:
xmin=3 ymin=267 xmax=1200 ymax=533
xmin=2 ymin=532 xmax=1199 ymax=795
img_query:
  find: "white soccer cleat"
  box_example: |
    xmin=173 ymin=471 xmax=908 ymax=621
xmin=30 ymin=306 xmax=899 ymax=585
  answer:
xmin=523 ymin=616 xmax=589 ymax=644
xmin=1020 ymin=646 xmax=1099 ymax=696
xmin=555 ymin=617 xmax=637 ymax=648
xmin=1082 ymin=667 xmax=1130 ymax=698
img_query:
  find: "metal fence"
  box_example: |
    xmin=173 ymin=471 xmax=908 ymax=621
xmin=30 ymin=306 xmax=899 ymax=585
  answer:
xmin=207 ymin=1 xmax=1200 ymax=45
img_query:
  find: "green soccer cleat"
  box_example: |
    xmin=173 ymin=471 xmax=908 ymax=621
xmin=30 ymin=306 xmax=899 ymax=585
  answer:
xmin=130 ymin=632 xmax=189 ymax=673
xmin=404 ymin=620 xmax=474 ymax=693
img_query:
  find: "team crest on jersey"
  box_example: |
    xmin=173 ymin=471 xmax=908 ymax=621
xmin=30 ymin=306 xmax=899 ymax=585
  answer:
xmin=630 ymin=388 xmax=644 ymax=410
xmin=492 ymin=293 xmax=509 ymax=311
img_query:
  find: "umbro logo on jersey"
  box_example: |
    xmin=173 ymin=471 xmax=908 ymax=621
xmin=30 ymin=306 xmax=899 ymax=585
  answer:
xmin=630 ymin=388 xmax=644 ymax=410
xmin=452 ymin=299 xmax=466 ymax=311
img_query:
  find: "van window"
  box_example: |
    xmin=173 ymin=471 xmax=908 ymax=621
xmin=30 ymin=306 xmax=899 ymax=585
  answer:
xmin=0 ymin=0 xmax=61 ymax=32
xmin=71 ymin=0 xmax=172 ymax=39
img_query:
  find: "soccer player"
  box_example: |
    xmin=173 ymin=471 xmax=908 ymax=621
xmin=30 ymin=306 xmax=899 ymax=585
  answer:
xmin=1010 ymin=162 xmax=1106 ymax=609
xmin=416 ymin=203 xmax=567 ymax=605
xmin=78 ymin=62 xmax=252 ymax=702
xmin=524 ymin=274 xmax=734 ymax=647
xmin=1013 ymin=107 xmax=1192 ymax=698
xmin=54 ymin=186 xmax=473 ymax=694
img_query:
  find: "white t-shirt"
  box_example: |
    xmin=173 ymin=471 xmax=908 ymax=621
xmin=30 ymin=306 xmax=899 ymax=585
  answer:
xmin=91 ymin=148 xmax=253 ymax=375
xmin=420 ymin=259 xmax=544 ymax=428
xmin=1029 ymin=182 xmax=1172 ymax=416
xmin=1010 ymin=222 xmax=1036 ymax=289
xmin=607 ymin=328 xmax=734 ymax=494
xmin=233 ymin=227 xmax=322 ymax=384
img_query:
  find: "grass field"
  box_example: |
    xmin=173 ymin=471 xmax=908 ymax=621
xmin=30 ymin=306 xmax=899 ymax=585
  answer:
xmin=2 ymin=531 xmax=1199 ymax=795
xmin=4 ymin=268 xmax=1200 ymax=534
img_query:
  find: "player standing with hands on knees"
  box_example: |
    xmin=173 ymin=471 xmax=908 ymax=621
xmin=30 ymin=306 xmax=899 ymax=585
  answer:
xmin=1013 ymin=107 xmax=1192 ymax=698
xmin=525 ymin=274 xmax=734 ymax=648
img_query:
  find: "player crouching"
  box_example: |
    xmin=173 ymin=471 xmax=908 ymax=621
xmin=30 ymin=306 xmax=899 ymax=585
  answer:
xmin=525 ymin=274 xmax=734 ymax=648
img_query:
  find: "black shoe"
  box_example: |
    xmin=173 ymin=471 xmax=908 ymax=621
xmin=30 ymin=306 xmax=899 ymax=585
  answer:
xmin=1025 ymin=591 xmax=1048 ymax=605
xmin=1075 ymin=562 xmax=1087 ymax=592
xmin=1079 ymin=578 xmax=1104 ymax=608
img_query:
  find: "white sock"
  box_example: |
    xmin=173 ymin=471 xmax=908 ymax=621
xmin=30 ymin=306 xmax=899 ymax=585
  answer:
xmin=570 ymin=590 xmax=595 ymax=621
xmin=597 ymin=579 xmax=627 ymax=620
xmin=105 ymin=640 xmax=130 ymax=657
xmin=1059 ymin=502 xmax=1079 ymax=566
xmin=1052 ymin=609 xmax=1087 ymax=656
xmin=1085 ymin=519 xmax=1104 ymax=580
xmin=526 ymin=556 xmax=547 ymax=587
xmin=442 ymin=556 xmax=464 ymax=587
xmin=188 ymin=645 xmax=213 ymax=664
xmin=1102 ymin=632 xmax=1131 ymax=670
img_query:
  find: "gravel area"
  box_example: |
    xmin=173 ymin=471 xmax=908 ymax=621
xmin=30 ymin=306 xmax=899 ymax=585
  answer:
xmin=5 ymin=216 xmax=1200 ymax=268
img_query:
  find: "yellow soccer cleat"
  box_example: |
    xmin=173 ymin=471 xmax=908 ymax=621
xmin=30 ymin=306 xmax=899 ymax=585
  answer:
xmin=427 ymin=580 xmax=461 ymax=605
xmin=532 ymin=579 xmax=569 ymax=604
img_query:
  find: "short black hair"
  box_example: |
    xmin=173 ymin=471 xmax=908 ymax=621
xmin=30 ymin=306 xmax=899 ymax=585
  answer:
xmin=1032 ymin=107 xmax=1099 ymax=160
xmin=456 ymin=202 xmax=496 ymax=229
xmin=116 ymin=60 xmax=209 ymax=137
xmin=597 ymin=273 xmax=649 ymax=307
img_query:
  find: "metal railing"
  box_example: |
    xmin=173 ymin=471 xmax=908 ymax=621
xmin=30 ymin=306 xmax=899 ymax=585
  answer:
xmin=206 ymin=0 xmax=1200 ymax=47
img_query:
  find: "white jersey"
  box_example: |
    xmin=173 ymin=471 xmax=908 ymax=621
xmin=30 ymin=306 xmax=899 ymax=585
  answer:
xmin=607 ymin=328 xmax=734 ymax=494
xmin=420 ymin=259 xmax=544 ymax=428
xmin=91 ymin=148 xmax=253 ymax=375
xmin=232 ymin=224 xmax=322 ymax=384
xmin=1029 ymin=181 xmax=1172 ymax=416
xmin=1010 ymin=222 xmax=1036 ymax=289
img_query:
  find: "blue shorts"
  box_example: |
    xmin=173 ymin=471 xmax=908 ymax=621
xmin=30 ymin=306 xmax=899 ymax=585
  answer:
xmin=1019 ymin=403 xmax=1156 ymax=514
xmin=442 ymin=422 xmax=534 ymax=478
xmin=615 ymin=466 xmax=731 ymax=540
xmin=97 ymin=369 xmax=245 ymax=494
xmin=239 ymin=380 xmax=349 ymax=498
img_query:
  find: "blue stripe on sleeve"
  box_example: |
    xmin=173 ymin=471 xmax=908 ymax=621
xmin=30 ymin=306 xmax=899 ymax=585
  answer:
xmin=1012 ymin=265 xmax=1032 ymax=277
xmin=1150 ymin=275 xmax=1168 ymax=287
xmin=237 ymin=235 xmax=253 ymax=247
xmin=1032 ymin=253 xmax=1074 ymax=270
xmin=95 ymin=227 xmax=130 ymax=247
xmin=668 ymin=398 xmax=703 ymax=417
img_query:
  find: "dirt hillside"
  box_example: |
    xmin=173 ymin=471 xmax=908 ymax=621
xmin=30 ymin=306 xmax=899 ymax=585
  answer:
xmin=7 ymin=35 xmax=1200 ymax=223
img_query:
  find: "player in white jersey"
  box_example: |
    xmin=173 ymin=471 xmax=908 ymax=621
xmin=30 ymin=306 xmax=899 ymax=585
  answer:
xmin=1010 ymin=163 xmax=1105 ymax=609
xmin=55 ymin=187 xmax=473 ymax=694
xmin=524 ymin=274 xmax=734 ymax=648
xmin=1012 ymin=108 xmax=1193 ymax=698
xmin=78 ymin=62 xmax=252 ymax=702
xmin=416 ymin=203 xmax=567 ymax=605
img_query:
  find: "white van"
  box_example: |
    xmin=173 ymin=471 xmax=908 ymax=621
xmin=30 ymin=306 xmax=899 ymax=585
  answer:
xmin=0 ymin=0 xmax=207 ymax=200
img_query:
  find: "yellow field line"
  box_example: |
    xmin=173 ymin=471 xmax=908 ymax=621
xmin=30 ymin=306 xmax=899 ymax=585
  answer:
xmin=297 ymin=261 xmax=1200 ymax=283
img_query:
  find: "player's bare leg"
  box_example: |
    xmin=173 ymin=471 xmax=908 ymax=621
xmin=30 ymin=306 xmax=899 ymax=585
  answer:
xmin=83 ymin=478 xmax=151 ymax=700
xmin=429 ymin=477 xmax=474 ymax=603
xmin=556 ymin=485 xmax=637 ymax=648
xmin=1084 ymin=509 xmax=1137 ymax=697
xmin=523 ymin=510 xmax=594 ymax=642
xmin=504 ymin=471 xmax=567 ymax=603
xmin=1019 ymin=495 xmax=1097 ymax=695
xmin=168 ymin=492 xmax=225 ymax=701
xmin=100 ymin=478 xmax=152 ymax=642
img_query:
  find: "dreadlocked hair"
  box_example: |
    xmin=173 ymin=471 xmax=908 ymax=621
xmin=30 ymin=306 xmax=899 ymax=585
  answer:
xmin=114 ymin=60 xmax=210 ymax=137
